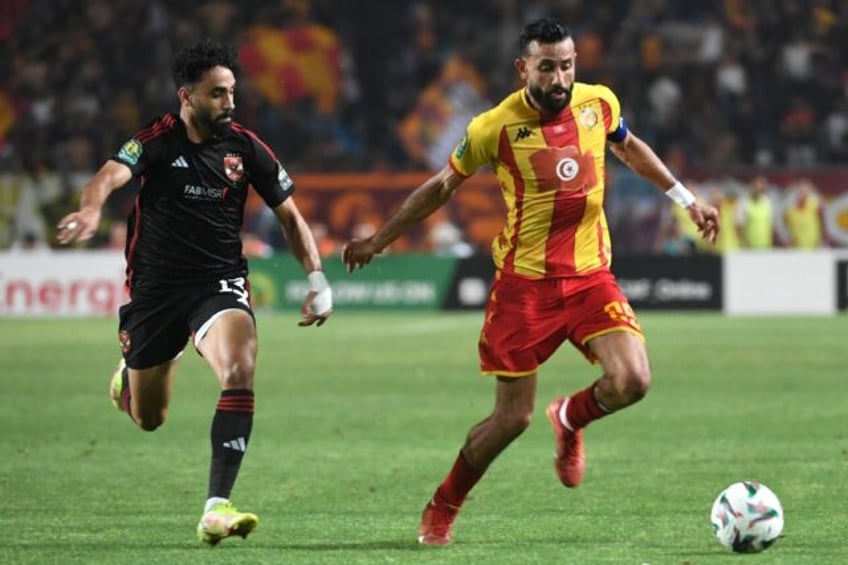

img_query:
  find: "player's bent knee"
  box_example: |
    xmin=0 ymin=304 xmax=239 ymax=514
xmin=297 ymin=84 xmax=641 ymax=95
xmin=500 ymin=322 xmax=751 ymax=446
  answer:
xmin=623 ymin=367 xmax=651 ymax=403
xmin=604 ymin=366 xmax=651 ymax=405
xmin=218 ymin=358 xmax=255 ymax=389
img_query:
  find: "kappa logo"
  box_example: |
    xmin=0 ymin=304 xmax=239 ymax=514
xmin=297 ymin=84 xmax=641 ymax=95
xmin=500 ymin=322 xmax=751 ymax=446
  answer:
xmin=514 ymin=127 xmax=533 ymax=141
xmin=171 ymin=155 xmax=189 ymax=168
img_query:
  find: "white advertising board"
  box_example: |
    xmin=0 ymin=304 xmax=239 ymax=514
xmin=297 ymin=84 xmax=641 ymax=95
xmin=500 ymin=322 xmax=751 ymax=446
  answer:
xmin=0 ymin=251 xmax=127 ymax=316
xmin=724 ymin=250 xmax=836 ymax=315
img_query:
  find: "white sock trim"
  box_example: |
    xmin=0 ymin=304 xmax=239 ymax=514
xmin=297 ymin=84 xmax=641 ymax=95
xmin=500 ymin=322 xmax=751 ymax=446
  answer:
xmin=204 ymin=496 xmax=229 ymax=513
xmin=559 ymin=398 xmax=575 ymax=431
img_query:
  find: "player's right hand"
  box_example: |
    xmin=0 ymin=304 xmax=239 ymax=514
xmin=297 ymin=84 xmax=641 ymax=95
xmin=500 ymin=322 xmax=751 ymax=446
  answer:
xmin=341 ymin=238 xmax=379 ymax=273
xmin=56 ymin=209 xmax=101 ymax=245
xmin=299 ymin=271 xmax=333 ymax=327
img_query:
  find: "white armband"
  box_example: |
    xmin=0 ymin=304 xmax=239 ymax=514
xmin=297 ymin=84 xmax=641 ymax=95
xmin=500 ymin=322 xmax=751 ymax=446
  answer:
xmin=307 ymin=271 xmax=332 ymax=315
xmin=665 ymin=181 xmax=696 ymax=208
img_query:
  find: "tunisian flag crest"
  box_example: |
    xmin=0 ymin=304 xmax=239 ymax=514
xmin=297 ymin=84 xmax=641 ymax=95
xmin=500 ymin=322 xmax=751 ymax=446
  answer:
xmin=224 ymin=155 xmax=244 ymax=181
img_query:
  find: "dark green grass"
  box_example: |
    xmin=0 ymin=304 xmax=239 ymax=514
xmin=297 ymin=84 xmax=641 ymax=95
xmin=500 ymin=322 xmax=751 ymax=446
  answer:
xmin=1 ymin=312 xmax=846 ymax=564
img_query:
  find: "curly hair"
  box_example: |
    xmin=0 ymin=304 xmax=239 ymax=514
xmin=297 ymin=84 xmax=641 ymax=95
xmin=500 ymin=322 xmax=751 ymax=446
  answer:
xmin=519 ymin=18 xmax=572 ymax=54
xmin=171 ymin=39 xmax=240 ymax=87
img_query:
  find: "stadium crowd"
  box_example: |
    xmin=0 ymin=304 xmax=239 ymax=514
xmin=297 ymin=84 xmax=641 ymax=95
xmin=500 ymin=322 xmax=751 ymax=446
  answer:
xmin=1 ymin=0 xmax=846 ymax=252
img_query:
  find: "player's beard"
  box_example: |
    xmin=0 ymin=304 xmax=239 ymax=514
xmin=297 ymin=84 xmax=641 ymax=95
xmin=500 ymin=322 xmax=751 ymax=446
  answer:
xmin=529 ymin=84 xmax=572 ymax=114
xmin=196 ymin=108 xmax=233 ymax=136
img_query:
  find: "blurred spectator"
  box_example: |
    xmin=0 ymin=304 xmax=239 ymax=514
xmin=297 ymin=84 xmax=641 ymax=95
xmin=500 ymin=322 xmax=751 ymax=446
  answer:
xmin=241 ymin=233 xmax=274 ymax=258
xmin=311 ymin=222 xmax=340 ymax=258
xmin=3 ymin=0 xmax=848 ymax=253
xmin=783 ymin=178 xmax=826 ymax=249
xmin=107 ymin=220 xmax=127 ymax=251
xmin=780 ymin=97 xmax=818 ymax=166
xmin=428 ymin=219 xmax=474 ymax=258
xmin=9 ymin=231 xmax=49 ymax=253
xmin=707 ymin=183 xmax=742 ymax=254
xmin=658 ymin=179 xmax=709 ymax=256
xmin=737 ymin=176 xmax=775 ymax=249
xmin=823 ymin=98 xmax=848 ymax=162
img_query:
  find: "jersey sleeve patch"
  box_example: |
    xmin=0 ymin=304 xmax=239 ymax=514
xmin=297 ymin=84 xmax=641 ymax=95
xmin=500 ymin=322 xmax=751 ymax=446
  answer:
xmin=277 ymin=161 xmax=293 ymax=193
xmin=117 ymin=139 xmax=143 ymax=165
xmin=453 ymin=133 xmax=469 ymax=160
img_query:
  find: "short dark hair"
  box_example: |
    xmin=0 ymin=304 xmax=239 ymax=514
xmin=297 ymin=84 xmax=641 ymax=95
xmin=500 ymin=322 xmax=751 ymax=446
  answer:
xmin=519 ymin=18 xmax=572 ymax=54
xmin=171 ymin=39 xmax=240 ymax=87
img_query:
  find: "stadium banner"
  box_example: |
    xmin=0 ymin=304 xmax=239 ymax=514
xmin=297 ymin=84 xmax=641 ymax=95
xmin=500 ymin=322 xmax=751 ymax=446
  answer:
xmin=442 ymin=254 xmax=496 ymax=310
xmin=0 ymin=251 xmax=126 ymax=316
xmin=248 ymin=254 xmax=457 ymax=311
xmin=439 ymin=254 xmax=723 ymax=311
xmin=611 ymin=255 xmax=723 ymax=310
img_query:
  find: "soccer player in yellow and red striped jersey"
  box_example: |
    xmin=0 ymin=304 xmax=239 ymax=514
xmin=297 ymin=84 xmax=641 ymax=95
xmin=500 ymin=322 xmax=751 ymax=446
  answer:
xmin=343 ymin=18 xmax=719 ymax=546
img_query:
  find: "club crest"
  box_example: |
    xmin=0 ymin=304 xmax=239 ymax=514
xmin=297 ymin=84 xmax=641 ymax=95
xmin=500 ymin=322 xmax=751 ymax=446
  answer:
xmin=224 ymin=155 xmax=244 ymax=181
xmin=579 ymin=107 xmax=599 ymax=130
xmin=119 ymin=330 xmax=131 ymax=354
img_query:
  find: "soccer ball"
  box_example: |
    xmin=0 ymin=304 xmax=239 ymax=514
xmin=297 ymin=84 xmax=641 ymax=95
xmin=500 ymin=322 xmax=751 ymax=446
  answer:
xmin=710 ymin=481 xmax=784 ymax=553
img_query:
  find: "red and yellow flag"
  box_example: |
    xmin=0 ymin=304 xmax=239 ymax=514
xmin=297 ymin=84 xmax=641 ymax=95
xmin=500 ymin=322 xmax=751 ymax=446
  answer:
xmin=240 ymin=23 xmax=342 ymax=115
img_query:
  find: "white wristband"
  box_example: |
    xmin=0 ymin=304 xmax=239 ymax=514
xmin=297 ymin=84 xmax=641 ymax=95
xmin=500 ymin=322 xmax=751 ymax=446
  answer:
xmin=307 ymin=270 xmax=329 ymax=292
xmin=665 ymin=181 xmax=696 ymax=208
xmin=307 ymin=271 xmax=332 ymax=315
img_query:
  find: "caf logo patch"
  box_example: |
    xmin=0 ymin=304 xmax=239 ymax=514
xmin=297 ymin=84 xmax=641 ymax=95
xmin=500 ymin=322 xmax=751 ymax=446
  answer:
xmin=117 ymin=139 xmax=143 ymax=165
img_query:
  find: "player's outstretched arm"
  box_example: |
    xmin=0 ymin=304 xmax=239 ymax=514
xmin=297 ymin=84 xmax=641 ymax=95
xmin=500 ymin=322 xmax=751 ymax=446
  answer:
xmin=56 ymin=160 xmax=133 ymax=245
xmin=273 ymin=197 xmax=332 ymax=327
xmin=342 ymin=165 xmax=466 ymax=273
xmin=609 ymin=131 xmax=719 ymax=244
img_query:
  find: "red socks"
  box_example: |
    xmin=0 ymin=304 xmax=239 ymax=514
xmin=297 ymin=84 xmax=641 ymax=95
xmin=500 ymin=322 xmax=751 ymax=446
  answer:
xmin=436 ymin=450 xmax=485 ymax=508
xmin=564 ymin=381 xmax=609 ymax=431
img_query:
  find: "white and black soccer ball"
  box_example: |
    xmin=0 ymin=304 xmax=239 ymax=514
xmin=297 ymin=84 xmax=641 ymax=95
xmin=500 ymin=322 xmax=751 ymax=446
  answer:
xmin=710 ymin=481 xmax=784 ymax=553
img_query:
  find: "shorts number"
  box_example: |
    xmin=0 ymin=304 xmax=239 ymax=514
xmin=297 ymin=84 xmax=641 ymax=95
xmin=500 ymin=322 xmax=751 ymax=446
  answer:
xmin=603 ymin=300 xmax=641 ymax=330
xmin=218 ymin=277 xmax=250 ymax=307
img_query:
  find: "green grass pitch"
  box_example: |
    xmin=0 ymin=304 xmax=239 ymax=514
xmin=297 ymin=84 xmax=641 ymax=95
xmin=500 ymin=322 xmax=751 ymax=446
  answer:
xmin=1 ymin=312 xmax=846 ymax=564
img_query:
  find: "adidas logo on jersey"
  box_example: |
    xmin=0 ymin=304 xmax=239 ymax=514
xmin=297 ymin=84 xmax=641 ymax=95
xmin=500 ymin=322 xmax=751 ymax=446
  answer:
xmin=171 ymin=156 xmax=189 ymax=168
xmin=514 ymin=127 xmax=533 ymax=141
xmin=223 ymin=437 xmax=247 ymax=452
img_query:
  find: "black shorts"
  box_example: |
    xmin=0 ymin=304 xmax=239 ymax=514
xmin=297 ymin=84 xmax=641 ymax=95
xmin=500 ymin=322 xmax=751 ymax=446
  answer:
xmin=118 ymin=276 xmax=255 ymax=369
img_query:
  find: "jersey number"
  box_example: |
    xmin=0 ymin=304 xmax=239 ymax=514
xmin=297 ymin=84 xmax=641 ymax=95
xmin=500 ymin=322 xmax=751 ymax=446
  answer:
xmin=219 ymin=277 xmax=250 ymax=307
xmin=603 ymin=300 xmax=641 ymax=330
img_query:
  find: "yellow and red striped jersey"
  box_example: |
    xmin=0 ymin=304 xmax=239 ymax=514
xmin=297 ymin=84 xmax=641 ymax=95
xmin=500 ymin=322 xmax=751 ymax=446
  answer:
xmin=449 ymin=83 xmax=622 ymax=278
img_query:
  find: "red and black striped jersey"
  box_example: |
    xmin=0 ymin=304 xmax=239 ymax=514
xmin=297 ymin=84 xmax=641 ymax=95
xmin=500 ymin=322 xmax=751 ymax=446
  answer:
xmin=449 ymin=84 xmax=623 ymax=278
xmin=111 ymin=113 xmax=293 ymax=289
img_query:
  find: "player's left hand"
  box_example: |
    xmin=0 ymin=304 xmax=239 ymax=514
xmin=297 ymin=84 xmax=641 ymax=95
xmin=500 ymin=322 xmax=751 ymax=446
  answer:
xmin=687 ymin=203 xmax=720 ymax=245
xmin=299 ymin=271 xmax=332 ymax=327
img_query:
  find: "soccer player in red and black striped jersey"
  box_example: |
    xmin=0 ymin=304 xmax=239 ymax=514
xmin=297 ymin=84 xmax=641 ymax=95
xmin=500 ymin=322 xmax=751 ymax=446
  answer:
xmin=56 ymin=39 xmax=333 ymax=545
xmin=343 ymin=18 xmax=719 ymax=545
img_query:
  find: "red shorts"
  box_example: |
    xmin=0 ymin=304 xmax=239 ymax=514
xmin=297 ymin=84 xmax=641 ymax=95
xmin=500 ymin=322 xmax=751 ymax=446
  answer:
xmin=478 ymin=269 xmax=643 ymax=376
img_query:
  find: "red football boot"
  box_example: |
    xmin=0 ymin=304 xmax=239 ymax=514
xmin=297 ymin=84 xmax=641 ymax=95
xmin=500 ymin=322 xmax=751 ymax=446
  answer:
xmin=546 ymin=397 xmax=585 ymax=488
xmin=418 ymin=495 xmax=459 ymax=546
